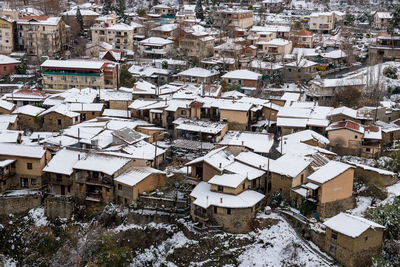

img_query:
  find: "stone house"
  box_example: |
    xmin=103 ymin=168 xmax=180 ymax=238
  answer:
xmin=0 ymin=143 xmax=51 ymax=190
xmin=0 ymin=159 xmax=16 ymax=193
xmin=0 ymin=99 xmax=15 ymax=114
xmin=299 ymin=161 xmax=355 ymax=218
xmin=69 ymin=103 xmax=104 ymax=122
xmin=44 ymin=148 xmax=86 ymax=196
xmin=373 ymin=11 xmax=392 ymax=30
xmin=323 ymin=213 xmax=384 ymax=267
xmin=326 ymin=120 xmax=382 ymax=158
xmin=12 ymin=105 xmax=45 ymax=131
xmin=114 ymin=167 xmax=166 ymax=204
xmin=190 ymin=175 xmax=265 ymax=233
xmin=176 ymin=26 xmax=215 ymax=59
xmin=0 ymin=114 xmax=18 ymax=130
xmin=269 ymin=154 xmax=312 ymax=200
xmin=41 ymin=104 xmax=80 ymax=132
xmin=73 ymin=153 xmax=135 ymax=203
xmin=186 ymin=147 xmax=235 ymax=182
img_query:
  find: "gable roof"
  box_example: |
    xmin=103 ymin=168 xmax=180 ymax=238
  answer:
xmin=307 ymin=161 xmax=353 ymax=184
xmin=324 ymin=213 xmax=384 ymax=238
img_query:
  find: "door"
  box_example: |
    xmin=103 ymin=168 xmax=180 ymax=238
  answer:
xmin=196 ymin=166 xmax=203 ymax=180
xmin=20 ymin=177 xmax=28 ymax=188
xmin=61 ymin=185 xmax=65 ymax=195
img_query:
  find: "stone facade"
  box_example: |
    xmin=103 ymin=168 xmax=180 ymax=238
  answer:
xmin=0 ymin=193 xmax=42 ymax=215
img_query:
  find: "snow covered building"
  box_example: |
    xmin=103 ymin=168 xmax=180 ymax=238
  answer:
xmin=323 ymin=213 xmax=384 ymax=267
xmin=41 ymin=60 xmax=119 ymax=91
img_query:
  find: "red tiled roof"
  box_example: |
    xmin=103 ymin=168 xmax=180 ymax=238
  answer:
xmin=364 ymin=125 xmax=379 ymax=132
xmin=296 ymin=29 xmax=313 ymax=36
xmin=15 ymin=89 xmax=47 ymax=97
xmin=328 ymin=120 xmax=362 ymax=132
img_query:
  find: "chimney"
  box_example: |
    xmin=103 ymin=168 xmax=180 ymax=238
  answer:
xmin=219 ymin=162 xmax=222 ymax=168
xmin=78 ymin=154 xmax=81 ymax=160
xmin=241 ymin=140 xmax=244 ymax=146
xmin=258 ymin=165 xmax=261 ymax=169
xmin=220 ymin=197 xmax=223 ymax=203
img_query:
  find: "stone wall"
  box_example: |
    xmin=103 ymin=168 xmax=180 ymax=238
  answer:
xmin=138 ymin=196 xmax=189 ymax=213
xmin=0 ymin=194 xmax=42 ymax=215
xmin=44 ymin=196 xmax=74 ymax=219
xmin=318 ymin=196 xmax=355 ymax=218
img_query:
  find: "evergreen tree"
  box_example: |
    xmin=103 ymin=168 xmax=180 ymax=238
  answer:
xmin=102 ymin=0 xmax=111 ymax=15
xmin=388 ymin=5 xmax=400 ymax=35
xmin=195 ymin=0 xmax=204 ymax=20
xmin=115 ymin=0 xmax=130 ymax=24
xmin=76 ymin=7 xmax=84 ymax=36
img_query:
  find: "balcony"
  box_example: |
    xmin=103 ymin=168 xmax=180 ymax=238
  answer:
xmin=42 ymin=71 xmax=101 ymax=77
xmin=86 ymin=192 xmax=102 ymax=202
xmin=194 ymin=208 xmax=209 ymax=221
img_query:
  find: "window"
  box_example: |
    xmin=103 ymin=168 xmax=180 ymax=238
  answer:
xmin=11 ymin=162 xmax=15 ymax=168
xmin=242 ymin=183 xmax=245 ymax=189
xmin=31 ymin=178 xmax=37 ymax=185
xmin=227 ymin=208 xmax=231 ymax=215
xmin=214 ymin=206 xmax=217 ymax=214
xmin=56 ymin=174 xmax=62 ymax=181
xmin=181 ymin=110 xmax=186 ymax=115
xmin=118 ymin=184 xmax=122 ymax=190
xmin=366 ymin=148 xmax=370 ymax=152
xmin=217 ymin=185 xmax=223 ymax=192
xmin=92 ymin=112 xmax=95 ymax=115
xmin=93 ymin=172 xmax=99 ymax=178
xmin=301 ymin=174 xmax=304 ymax=183
xmin=331 ymin=230 xmax=338 ymax=243
xmin=365 ymin=236 xmax=368 ymax=241
xmin=27 ymin=163 xmax=32 ymax=170
xmin=354 ymin=135 xmax=358 ymax=139
xmin=57 ymin=119 xmax=61 ymax=126
xmin=281 ymin=175 xmax=285 ymax=180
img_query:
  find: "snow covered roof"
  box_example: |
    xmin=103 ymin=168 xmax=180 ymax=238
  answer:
xmin=190 ymin=182 xmax=265 ymax=209
xmin=18 ymin=16 xmax=61 ymax=25
xmin=13 ymin=105 xmax=45 ymax=117
xmin=208 ymin=173 xmax=247 ymax=188
xmin=221 ymin=69 xmax=262 ymax=80
xmin=178 ymin=67 xmax=219 ymax=78
xmin=0 ymin=143 xmax=46 ymax=158
xmin=347 ymin=161 xmax=396 ymax=176
xmin=62 ymin=9 xmax=99 ymax=16
xmin=375 ymin=12 xmax=392 ymax=19
xmin=323 ymin=213 xmax=384 ymax=238
xmin=114 ymin=167 xmax=165 ymax=186
xmin=187 ymin=147 xmax=234 ymax=171
xmin=224 ymin=161 xmax=265 ymax=180
xmin=174 ymin=117 xmax=227 ymax=135
xmin=219 ymin=131 xmax=274 ymax=154
xmin=0 ymin=131 xmax=21 ymax=143
xmin=122 ymin=140 xmax=165 ymax=160
xmin=73 ymin=154 xmax=131 ymax=175
xmin=326 ymin=120 xmax=364 ymax=134
xmin=69 ymin=103 xmax=104 ymax=112
xmin=139 ymin=37 xmax=174 ymax=46
xmin=41 ymin=104 xmax=80 ymax=118
xmin=281 ymin=130 xmax=329 ymax=146
xmin=0 ymin=55 xmax=20 ymax=65
xmin=102 ymin=109 xmax=131 ymax=118
xmin=328 ymin=107 xmax=358 ymax=119
xmin=43 ymin=149 xmax=85 ymax=175
xmin=307 ymin=161 xmax=353 ymax=184
xmin=41 ymin=60 xmax=105 ymax=70
xmin=0 ymin=99 xmax=15 ymax=111
xmin=261 ymin=38 xmax=291 ymax=46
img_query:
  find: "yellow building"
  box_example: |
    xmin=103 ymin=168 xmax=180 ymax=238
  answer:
xmin=0 ymin=16 xmax=15 ymax=54
xmin=91 ymin=22 xmax=143 ymax=50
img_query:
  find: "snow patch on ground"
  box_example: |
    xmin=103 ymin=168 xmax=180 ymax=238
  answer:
xmin=387 ymin=182 xmax=400 ymax=197
xmin=113 ymin=222 xmax=175 ymax=233
xmin=130 ymin=231 xmax=197 ymax=266
xmin=237 ymin=213 xmax=334 ymax=267
xmin=348 ymin=196 xmax=373 ymax=216
xmin=27 ymin=207 xmax=48 ymax=227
